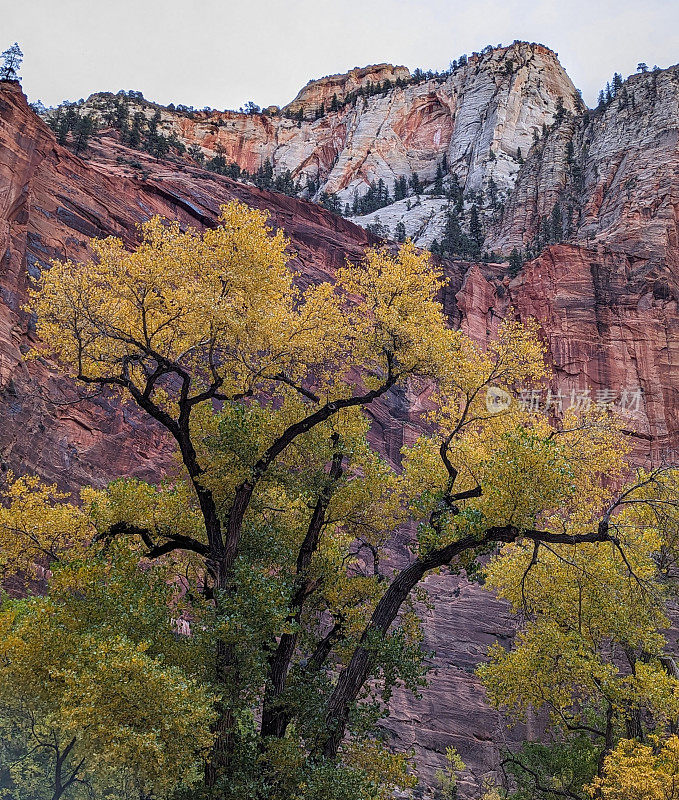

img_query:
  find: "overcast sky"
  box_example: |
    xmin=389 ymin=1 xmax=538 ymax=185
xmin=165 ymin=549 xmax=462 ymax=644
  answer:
xmin=4 ymin=0 xmax=678 ymax=110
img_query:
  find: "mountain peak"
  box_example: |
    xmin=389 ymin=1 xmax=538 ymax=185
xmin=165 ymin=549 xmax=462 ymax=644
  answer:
xmin=283 ymin=63 xmax=411 ymax=113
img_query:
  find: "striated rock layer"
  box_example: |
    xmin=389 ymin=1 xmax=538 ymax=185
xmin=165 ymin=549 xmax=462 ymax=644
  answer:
xmin=2 ymin=46 xmax=679 ymax=795
xmin=78 ymin=41 xmax=578 ymax=233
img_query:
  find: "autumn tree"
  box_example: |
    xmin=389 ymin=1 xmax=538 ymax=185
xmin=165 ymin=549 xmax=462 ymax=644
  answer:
xmin=588 ymin=736 xmax=679 ymax=799
xmin=478 ymin=458 xmax=679 ymax=798
xmin=23 ymin=200 xmax=679 ymax=798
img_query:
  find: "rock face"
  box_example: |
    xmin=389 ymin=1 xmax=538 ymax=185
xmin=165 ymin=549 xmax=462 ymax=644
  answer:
xmin=284 ymin=63 xmax=412 ymax=115
xmin=77 ymin=41 xmax=579 ymax=247
xmin=490 ymin=65 xmax=679 ymax=262
xmin=3 ymin=47 xmax=679 ymax=796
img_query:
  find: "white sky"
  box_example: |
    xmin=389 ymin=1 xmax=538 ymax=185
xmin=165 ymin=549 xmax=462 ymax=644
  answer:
xmin=4 ymin=0 xmax=678 ymax=110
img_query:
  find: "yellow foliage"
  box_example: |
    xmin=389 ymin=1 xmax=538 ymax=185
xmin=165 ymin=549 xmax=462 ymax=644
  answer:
xmin=588 ymin=736 xmax=679 ymax=800
xmin=0 ymin=473 xmax=91 ymax=581
xmin=0 ymin=553 xmax=216 ymax=796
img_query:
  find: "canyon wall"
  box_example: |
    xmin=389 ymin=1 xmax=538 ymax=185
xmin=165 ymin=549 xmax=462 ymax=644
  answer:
xmin=76 ymin=41 xmax=579 ymax=248
xmin=3 ymin=43 xmax=679 ymax=795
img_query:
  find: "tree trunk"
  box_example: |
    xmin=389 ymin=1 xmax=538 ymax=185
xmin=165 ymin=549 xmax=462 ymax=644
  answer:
xmin=261 ymin=440 xmax=344 ymax=739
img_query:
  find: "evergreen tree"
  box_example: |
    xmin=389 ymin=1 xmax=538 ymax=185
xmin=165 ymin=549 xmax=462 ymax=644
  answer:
xmin=447 ymin=172 xmax=463 ymax=204
xmin=441 ymin=208 xmax=464 ymax=256
xmin=469 ymin=204 xmax=483 ymax=252
xmin=612 ymin=72 xmax=624 ymax=95
xmin=73 ymin=114 xmax=96 ymax=155
xmin=487 ymin=176 xmax=498 ymax=207
xmin=0 ymin=43 xmax=22 ymax=82
xmin=56 ymin=114 xmax=70 ymax=145
xmin=148 ymin=109 xmax=162 ymax=136
xmin=147 ymin=132 xmax=171 ymax=160
xmin=508 ymin=247 xmax=523 ymax=276
xmin=115 ymin=97 xmax=130 ymax=135
xmin=188 ymin=144 xmax=204 ymax=164
xmin=127 ymin=111 xmax=146 ymax=149
xmin=433 ymin=163 xmax=444 ymax=196
xmin=254 ymin=158 xmax=274 ymax=189
xmin=566 ymin=140 xmax=575 ymax=165
xmin=394 ymin=175 xmax=408 ymax=201
xmin=551 ymin=203 xmax=563 ymax=243
xmin=395 ymin=221 xmax=406 ymax=242
xmin=409 ymin=172 xmax=421 ymax=195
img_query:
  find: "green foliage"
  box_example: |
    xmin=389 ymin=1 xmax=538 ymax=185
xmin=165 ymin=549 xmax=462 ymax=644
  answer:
xmin=0 ymin=544 xmax=216 ymax=798
xmin=498 ymin=737 xmax=600 ymax=800
xmin=508 ymin=247 xmax=523 ymax=276
xmin=435 ymin=746 xmax=466 ymax=799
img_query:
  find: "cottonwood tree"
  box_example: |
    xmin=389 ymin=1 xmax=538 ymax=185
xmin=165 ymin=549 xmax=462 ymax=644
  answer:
xmin=478 ymin=459 xmax=679 ymax=798
xmin=23 ymin=201 xmax=679 ymax=798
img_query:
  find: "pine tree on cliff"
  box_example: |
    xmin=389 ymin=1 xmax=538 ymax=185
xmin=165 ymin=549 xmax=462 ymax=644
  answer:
xmin=441 ymin=208 xmax=464 ymax=256
xmin=469 ymin=204 xmax=483 ymax=253
xmin=508 ymin=247 xmax=523 ymax=276
xmin=74 ymin=115 xmax=96 ymax=155
xmin=612 ymin=72 xmax=624 ymax=96
xmin=127 ymin=112 xmax=146 ymax=149
xmin=433 ymin=164 xmax=444 ymax=196
xmin=148 ymin=110 xmax=162 ymax=137
xmin=0 ymin=43 xmax=22 ymax=82
xmin=394 ymin=175 xmax=408 ymax=201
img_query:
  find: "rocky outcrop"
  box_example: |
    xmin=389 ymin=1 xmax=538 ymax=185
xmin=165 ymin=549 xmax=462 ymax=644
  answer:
xmin=491 ymin=64 xmax=679 ymax=263
xmin=284 ymin=63 xmax=412 ymax=115
xmin=75 ymin=41 xmax=579 ymax=245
